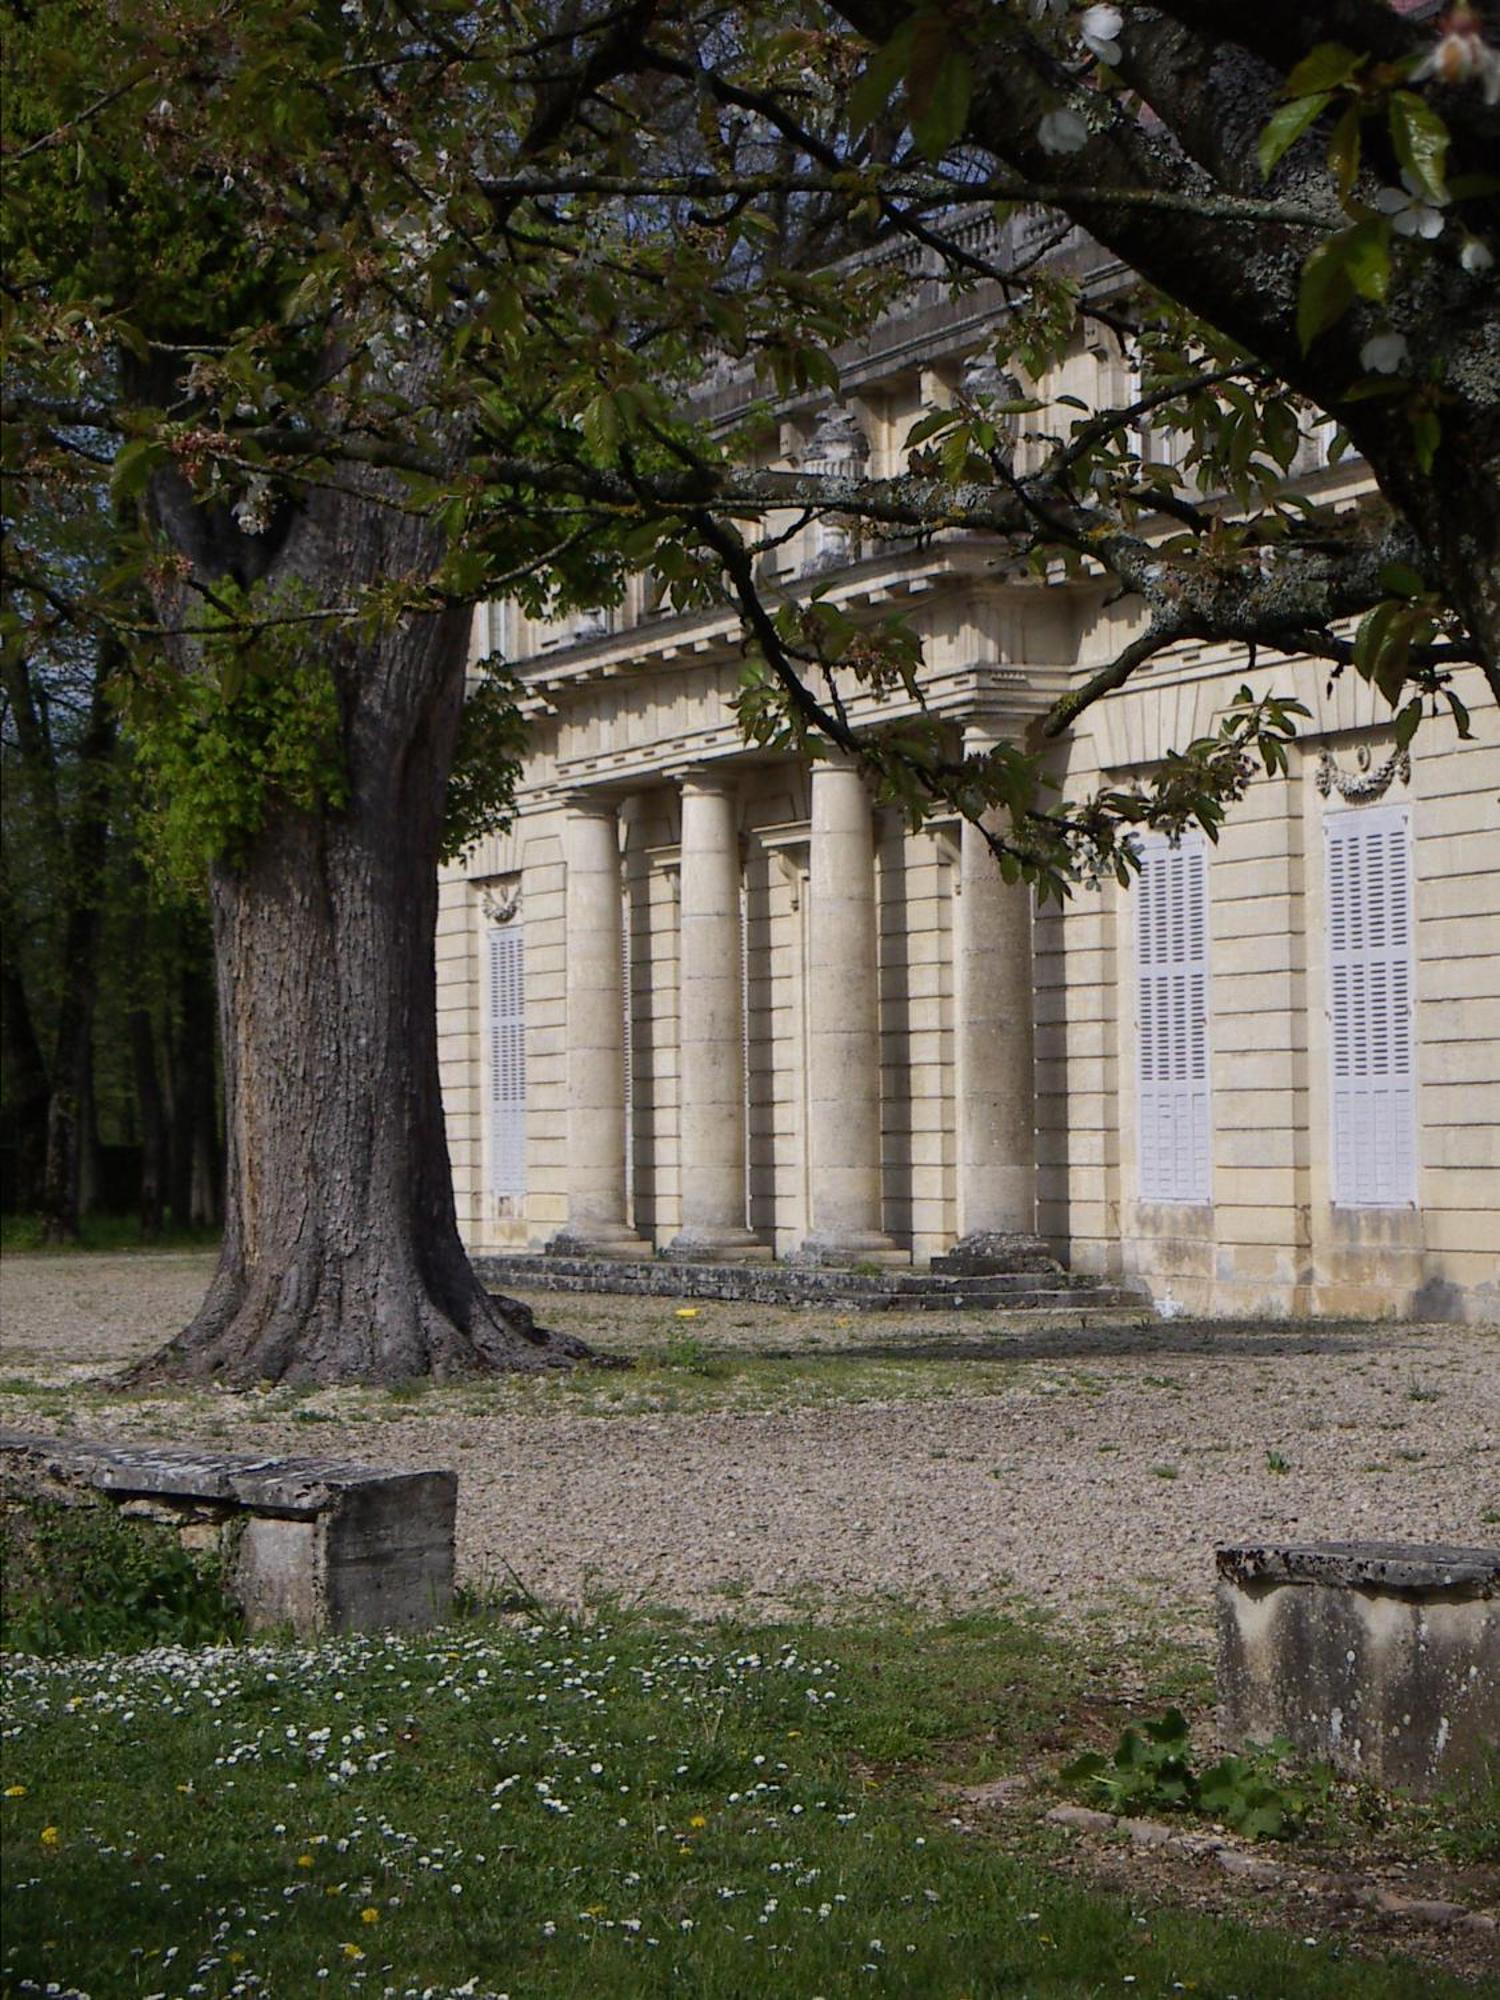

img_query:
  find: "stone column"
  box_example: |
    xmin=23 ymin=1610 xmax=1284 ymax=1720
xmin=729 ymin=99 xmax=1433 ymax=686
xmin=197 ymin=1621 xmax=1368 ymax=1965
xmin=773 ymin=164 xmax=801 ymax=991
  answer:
xmin=799 ymin=756 xmax=903 ymax=1262
xmin=667 ymin=772 xmax=767 ymax=1259
xmin=549 ymin=795 xmax=651 ymax=1258
xmin=954 ymin=722 xmax=1037 ymax=1245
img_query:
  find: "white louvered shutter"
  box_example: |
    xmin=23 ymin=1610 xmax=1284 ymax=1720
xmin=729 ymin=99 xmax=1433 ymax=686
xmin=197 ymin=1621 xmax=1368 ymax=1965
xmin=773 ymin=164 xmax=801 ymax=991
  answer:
xmin=1326 ymin=806 xmax=1416 ymax=1206
xmin=486 ymin=924 xmax=526 ymax=1202
xmin=1137 ymin=833 xmax=1212 ymax=1202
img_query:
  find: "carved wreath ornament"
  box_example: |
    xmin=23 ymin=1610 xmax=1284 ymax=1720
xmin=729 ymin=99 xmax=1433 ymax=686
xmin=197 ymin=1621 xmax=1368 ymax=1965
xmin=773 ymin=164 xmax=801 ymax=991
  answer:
xmin=1315 ymin=746 xmax=1411 ymax=803
xmin=481 ymin=882 xmax=521 ymax=925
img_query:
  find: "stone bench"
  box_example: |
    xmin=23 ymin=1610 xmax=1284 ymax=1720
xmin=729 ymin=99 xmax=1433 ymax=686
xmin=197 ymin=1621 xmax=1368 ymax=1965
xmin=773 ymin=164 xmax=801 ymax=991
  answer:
xmin=1216 ymin=1541 xmax=1500 ymax=1796
xmin=0 ymin=1431 xmax=456 ymax=1637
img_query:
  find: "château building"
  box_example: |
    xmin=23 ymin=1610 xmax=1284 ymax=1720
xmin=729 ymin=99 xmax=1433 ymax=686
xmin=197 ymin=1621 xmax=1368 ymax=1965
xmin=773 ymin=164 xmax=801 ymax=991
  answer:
xmin=436 ymin=215 xmax=1499 ymax=1323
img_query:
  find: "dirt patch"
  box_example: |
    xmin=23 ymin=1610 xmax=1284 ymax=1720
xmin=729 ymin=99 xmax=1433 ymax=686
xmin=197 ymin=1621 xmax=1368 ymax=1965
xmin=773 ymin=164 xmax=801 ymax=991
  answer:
xmin=949 ymin=1776 xmax=1499 ymax=1986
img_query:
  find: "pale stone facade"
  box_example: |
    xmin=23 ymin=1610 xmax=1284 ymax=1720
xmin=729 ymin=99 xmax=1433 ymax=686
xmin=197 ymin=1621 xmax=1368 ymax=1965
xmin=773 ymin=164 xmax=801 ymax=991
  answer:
xmin=438 ymin=223 xmax=1500 ymax=1323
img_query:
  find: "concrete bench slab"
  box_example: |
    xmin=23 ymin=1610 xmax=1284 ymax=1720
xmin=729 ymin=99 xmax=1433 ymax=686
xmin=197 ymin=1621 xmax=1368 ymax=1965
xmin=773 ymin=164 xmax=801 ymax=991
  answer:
xmin=1217 ymin=1540 xmax=1500 ymax=1796
xmin=1 ymin=1431 xmax=456 ymax=1637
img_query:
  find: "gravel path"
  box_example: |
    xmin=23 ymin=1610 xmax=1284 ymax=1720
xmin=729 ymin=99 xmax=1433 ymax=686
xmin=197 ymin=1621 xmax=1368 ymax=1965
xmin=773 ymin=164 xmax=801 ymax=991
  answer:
xmin=3 ymin=1251 xmax=1496 ymax=1640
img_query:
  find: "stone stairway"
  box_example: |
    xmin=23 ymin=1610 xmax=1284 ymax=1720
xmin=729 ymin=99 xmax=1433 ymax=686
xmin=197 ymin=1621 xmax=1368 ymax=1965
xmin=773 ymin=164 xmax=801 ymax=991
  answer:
xmin=475 ymin=1234 xmax=1150 ymax=1321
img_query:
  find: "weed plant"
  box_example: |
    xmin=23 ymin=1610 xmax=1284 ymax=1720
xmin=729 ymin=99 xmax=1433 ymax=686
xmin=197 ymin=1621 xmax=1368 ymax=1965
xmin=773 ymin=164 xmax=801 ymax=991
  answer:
xmin=1 ymin=1500 xmax=243 ymax=1657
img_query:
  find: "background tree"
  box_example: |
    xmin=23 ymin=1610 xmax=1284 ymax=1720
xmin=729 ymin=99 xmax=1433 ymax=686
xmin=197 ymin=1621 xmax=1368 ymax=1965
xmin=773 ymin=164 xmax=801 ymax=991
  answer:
xmin=3 ymin=0 xmax=1493 ymax=1381
xmin=2 ymin=468 xmax=122 ymax=1240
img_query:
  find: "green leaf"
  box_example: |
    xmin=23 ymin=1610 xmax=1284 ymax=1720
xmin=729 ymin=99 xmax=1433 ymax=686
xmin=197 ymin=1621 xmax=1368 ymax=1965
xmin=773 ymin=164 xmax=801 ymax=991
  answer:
xmin=912 ymin=49 xmax=972 ymax=159
xmin=1389 ymin=91 xmax=1450 ymax=205
xmin=1341 ymin=216 xmax=1392 ymax=303
xmin=580 ymin=392 xmax=621 ymax=458
xmin=1284 ymin=42 xmax=1365 ymax=98
xmin=1353 ymin=598 xmax=1403 ymax=682
xmin=1258 ymin=92 xmax=1330 ymax=179
xmin=1444 ymin=688 xmax=1473 ymax=739
xmin=1143 ymin=1707 xmax=1190 ymax=1746
xmin=1326 ymin=101 xmax=1362 ymax=207
xmin=1060 ymin=1751 xmax=1107 ymax=1785
xmin=109 ymin=436 xmax=167 ymax=501
xmin=1378 ymin=561 xmax=1427 ymax=599
xmin=1394 ymin=697 xmax=1424 ymax=751
xmin=905 ymin=409 xmax=960 ymax=448
xmin=1296 ymin=234 xmax=1354 ymax=350
xmin=1411 ymin=405 xmax=1441 ymax=475
xmin=848 ymin=20 xmax=915 ymax=135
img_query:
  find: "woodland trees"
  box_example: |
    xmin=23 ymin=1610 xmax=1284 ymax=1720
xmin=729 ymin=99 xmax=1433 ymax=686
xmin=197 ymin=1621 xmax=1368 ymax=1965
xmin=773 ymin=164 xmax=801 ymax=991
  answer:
xmin=3 ymin=0 xmax=1494 ymax=1381
xmin=1 ymin=489 xmax=220 ymax=1244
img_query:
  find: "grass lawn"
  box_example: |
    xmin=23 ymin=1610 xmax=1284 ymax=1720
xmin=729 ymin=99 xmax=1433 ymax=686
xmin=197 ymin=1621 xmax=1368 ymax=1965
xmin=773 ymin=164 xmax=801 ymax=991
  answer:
xmin=2 ymin=1606 xmax=1486 ymax=2000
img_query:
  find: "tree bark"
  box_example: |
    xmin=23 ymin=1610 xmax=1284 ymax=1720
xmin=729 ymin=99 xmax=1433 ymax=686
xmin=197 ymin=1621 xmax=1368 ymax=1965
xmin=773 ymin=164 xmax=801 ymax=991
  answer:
xmin=183 ymin=947 xmax=221 ymax=1230
xmin=128 ymin=495 xmax=586 ymax=1385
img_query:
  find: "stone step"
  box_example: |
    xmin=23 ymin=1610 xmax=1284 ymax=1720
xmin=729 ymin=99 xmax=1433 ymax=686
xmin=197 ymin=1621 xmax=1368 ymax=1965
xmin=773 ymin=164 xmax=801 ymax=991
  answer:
xmin=904 ymin=1285 xmax=1147 ymax=1312
xmin=477 ymin=1253 xmax=1147 ymax=1318
xmin=890 ymin=1270 xmax=1102 ymax=1298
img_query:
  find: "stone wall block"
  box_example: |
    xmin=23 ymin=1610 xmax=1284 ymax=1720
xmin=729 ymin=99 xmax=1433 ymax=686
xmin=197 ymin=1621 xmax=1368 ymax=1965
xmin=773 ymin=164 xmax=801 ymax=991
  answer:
xmin=1216 ymin=1541 xmax=1500 ymax=1796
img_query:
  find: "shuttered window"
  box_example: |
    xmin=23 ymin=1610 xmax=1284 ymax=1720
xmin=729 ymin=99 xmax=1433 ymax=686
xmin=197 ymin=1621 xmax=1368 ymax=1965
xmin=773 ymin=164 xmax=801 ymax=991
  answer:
xmin=486 ymin=923 xmax=526 ymax=1203
xmin=1136 ymin=832 xmax=1212 ymax=1203
xmin=1326 ymin=806 xmax=1417 ymax=1206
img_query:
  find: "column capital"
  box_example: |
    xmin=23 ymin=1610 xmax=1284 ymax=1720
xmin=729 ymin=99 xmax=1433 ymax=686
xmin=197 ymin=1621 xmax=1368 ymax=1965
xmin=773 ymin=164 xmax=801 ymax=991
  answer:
xmin=559 ymin=788 xmax=625 ymax=819
xmin=673 ymin=763 xmax=739 ymax=799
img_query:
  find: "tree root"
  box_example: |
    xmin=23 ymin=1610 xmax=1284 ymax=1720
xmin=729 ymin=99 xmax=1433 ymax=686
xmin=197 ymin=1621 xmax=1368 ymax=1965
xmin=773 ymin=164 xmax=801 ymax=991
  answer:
xmin=122 ymin=1258 xmax=599 ymax=1390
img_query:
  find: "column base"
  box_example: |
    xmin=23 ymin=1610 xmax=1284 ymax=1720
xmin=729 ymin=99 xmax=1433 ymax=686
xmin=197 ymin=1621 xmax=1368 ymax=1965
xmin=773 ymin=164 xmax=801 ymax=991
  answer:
xmin=789 ymin=1231 xmax=910 ymax=1269
xmin=930 ymin=1230 xmax=1059 ymax=1276
xmin=545 ymin=1224 xmax=655 ymax=1262
xmin=662 ymin=1227 xmax=773 ymax=1263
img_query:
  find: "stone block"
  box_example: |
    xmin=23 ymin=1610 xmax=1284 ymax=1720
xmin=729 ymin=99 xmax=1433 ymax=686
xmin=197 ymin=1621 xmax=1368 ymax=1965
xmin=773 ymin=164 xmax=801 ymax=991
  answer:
xmin=1216 ymin=1541 xmax=1500 ymax=1796
xmin=0 ymin=1432 xmax=456 ymax=1638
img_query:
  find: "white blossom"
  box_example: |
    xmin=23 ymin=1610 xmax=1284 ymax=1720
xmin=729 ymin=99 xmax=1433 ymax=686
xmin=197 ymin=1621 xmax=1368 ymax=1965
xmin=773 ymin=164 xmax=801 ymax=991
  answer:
xmin=1360 ymin=331 xmax=1410 ymax=375
xmin=1374 ymin=172 xmax=1446 ymax=239
xmin=232 ymin=475 xmax=275 ymax=536
xmin=1079 ymin=5 xmax=1123 ymax=64
xmin=1412 ymin=3 xmax=1500 ymax=104
xmin=1460 ymin=234 xmax=1495 ymax=273
xmin=1037 ymin=106 xmax=1090 ymax=155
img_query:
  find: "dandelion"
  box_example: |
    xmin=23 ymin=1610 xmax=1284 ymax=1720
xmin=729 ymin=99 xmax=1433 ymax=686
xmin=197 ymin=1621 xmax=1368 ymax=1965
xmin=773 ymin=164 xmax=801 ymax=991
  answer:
xmin=297 ymin=1854 xmax=315 ymax=1868
xmin=3 ymin=1785 xmax=25 ymax=1798
xmin=341 ymin=1942 xmax=365 ymax=1961
xmin=39 ymin=1826 xmax=60 ymax=1848
xmin=689 ymin=1814 xmax=708 ymax=1828
xmin=674 ymin=1308 xmax=700 ymax=1319
xmin=361 ymin=1906 xmax=380 ymax=1925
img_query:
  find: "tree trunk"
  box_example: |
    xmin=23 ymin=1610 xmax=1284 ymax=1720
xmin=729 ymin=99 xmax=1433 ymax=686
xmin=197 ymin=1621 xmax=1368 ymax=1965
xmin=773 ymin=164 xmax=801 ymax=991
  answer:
xmin=128 ymin=997 xmax=167 ymax=1241
xmin=180 ymin=945 xmax=221 ymax=1229
xmin=2 ymin=952 xmax=50 ymax=1213
xmin=128 ymin=593 xmax=585 ymax=1386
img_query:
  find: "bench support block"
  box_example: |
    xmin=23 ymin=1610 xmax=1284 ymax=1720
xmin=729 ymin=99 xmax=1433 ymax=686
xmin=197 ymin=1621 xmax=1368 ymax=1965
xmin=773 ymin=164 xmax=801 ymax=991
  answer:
xmin=1216 ymin=1542 xmax=1499 ymax=1796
